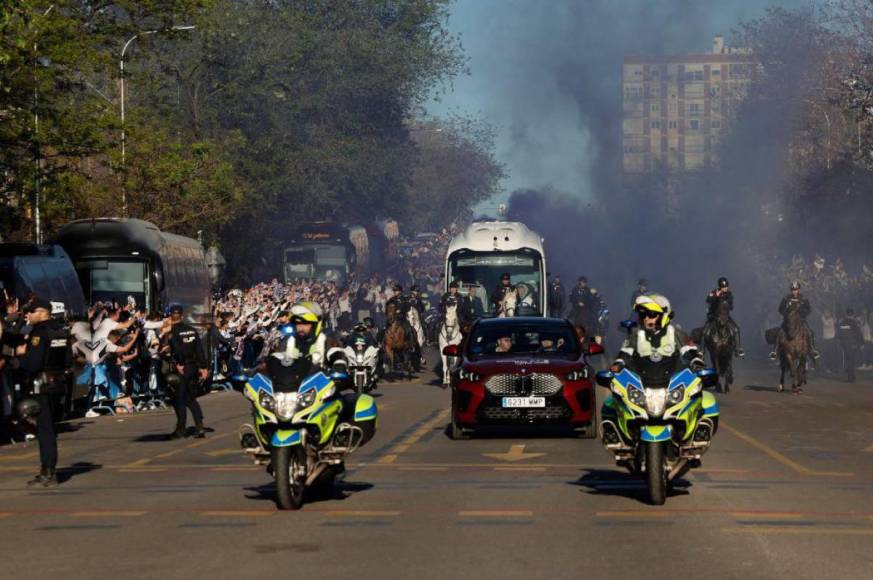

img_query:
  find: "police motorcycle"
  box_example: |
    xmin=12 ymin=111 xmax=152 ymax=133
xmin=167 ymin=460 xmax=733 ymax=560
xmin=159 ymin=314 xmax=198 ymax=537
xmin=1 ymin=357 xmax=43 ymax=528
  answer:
xmin=597 ymin=320 xmax=720 ymax=505
xmin=241 ymin=324 xmax=378 ymax=510
xmin=342 ymin=325 xmax=380 ymax=394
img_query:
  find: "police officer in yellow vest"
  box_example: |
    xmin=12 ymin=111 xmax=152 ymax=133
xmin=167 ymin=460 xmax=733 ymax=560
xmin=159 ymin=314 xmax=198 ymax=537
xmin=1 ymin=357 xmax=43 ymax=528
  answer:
xmin=268 ymin=302 xmax=327 ymax=376
xmin=611 ymin=294 xmax=704 ymax=384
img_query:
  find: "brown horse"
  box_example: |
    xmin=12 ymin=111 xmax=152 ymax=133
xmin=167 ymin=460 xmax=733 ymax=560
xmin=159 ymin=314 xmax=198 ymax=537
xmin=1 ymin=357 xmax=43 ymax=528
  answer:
xmin=778 ymin=308 xmax=808 ymax=394
xmin=383 ymin=302 xmax=415 ymax=380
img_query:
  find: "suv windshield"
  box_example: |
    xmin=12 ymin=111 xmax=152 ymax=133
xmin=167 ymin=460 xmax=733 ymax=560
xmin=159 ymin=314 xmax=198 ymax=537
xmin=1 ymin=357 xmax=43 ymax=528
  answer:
xmin=467 ymin=321 xmax=580 ymax=359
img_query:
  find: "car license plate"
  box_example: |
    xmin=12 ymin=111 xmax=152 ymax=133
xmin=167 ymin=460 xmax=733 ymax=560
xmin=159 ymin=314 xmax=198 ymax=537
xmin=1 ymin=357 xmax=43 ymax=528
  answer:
xmin=502 ymin=397 xmax=546 ymax=408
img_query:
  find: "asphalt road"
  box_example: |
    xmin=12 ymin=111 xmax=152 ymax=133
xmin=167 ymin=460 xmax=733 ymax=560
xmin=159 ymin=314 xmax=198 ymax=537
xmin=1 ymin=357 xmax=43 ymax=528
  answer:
xmin=1 ymin=355 xmax=872 ymax=580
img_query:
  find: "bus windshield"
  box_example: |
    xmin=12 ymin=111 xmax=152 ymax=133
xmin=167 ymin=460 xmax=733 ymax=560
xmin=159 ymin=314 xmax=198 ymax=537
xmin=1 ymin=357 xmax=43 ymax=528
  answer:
xmin=76 ymin=259 xmax=148 ymax=309
xmin=447 ymin=251 xmax=543 ymax=316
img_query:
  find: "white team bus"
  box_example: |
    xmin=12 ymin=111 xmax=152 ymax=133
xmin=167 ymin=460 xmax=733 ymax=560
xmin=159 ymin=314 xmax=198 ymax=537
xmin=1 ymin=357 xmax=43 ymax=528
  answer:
xmin=444 ymin=221 xmax=547 ymax=317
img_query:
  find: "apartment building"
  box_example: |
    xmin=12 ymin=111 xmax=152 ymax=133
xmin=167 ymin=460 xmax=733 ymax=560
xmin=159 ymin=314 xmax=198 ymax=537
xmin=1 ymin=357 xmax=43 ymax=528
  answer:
xmin=623 ymin=35 xmax=755 ymax=173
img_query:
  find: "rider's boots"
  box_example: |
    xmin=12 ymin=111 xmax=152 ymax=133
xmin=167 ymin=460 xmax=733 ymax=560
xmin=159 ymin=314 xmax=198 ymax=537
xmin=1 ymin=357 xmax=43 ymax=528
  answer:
xmin=194 ymin=421 xmax=206 ymax=439
xmin=807 ymin=326 xmax=820 ymax=360
xmin=168 ymin=424 xmax=186 ymax=440
xmin=769 ymin=333 xmax=780 ymax=361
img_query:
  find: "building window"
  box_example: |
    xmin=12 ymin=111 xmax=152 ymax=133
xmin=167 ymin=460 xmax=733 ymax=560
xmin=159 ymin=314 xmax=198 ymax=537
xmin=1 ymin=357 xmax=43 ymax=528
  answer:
xmin=711 ymin=119 xmax=722 ymax=129
xmin=688 ymin=103 xmax=702 ymax=115
xmin=689 ymin=119 xmax=700 ymax=130
xmin=624 ymin=86 xmax=643 ymax=100
xmin=684 ymin=70 xmax=704 ymax=81
xmin=651 ymin=120 xmax=661 ymax=129
xmin=712 ymin=69 xmax=721 ymax=76
xmin=669 ymin=120 xmax=678 ymax=129
xmin=651 ymin=103 xmax=660 ymax=113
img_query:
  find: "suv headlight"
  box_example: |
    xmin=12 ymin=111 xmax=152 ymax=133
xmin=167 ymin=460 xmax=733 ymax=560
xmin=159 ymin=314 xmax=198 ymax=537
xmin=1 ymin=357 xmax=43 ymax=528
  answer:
xmin=566 ymin=369 xmax=588 ymax=381
xmin=667 ymin=386 xmax=685 ymax=406
xmin=274 ymin=392 xmax=298 ymax=420
xmin=627 ymin=386 xmax=645 ymax=407
xmin=644 ymin=389 xmax=667 ymax=417
xmin=458 ymin=368 xmax=481 ymax=382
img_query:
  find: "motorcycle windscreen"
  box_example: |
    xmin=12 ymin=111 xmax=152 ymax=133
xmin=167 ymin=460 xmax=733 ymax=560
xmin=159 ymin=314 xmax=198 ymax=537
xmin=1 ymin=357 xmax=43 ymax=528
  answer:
xmin=266 ymin=357 xmax=314 ymax=391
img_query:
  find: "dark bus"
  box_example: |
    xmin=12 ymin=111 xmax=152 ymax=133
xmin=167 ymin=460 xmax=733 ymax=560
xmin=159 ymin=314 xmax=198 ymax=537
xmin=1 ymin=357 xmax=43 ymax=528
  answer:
xmin=0 ymin=244 xmax=86 ymax=317
xmin=53 ymin=218 xmax=212 ymax=329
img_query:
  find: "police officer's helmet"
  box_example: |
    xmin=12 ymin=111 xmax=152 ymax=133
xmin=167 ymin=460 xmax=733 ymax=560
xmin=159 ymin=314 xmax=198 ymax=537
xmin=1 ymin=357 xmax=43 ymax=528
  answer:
xmin=164 ymin=372 xmax=183 ymax=391
xmin=16 ymin=397 xmax=41 ymax=419
xmin=449 ymin=281 xmax=459 ymax=289
xmin=353 ymin=322 xmax=367 ymax=333
xmin=363 ymin=317 xmax=375 ymax=328
xmin=289 ymin=301 xmax=323 ymax=336
xmin=790 ymin=281 xmax=801 ymax=291
xmin=634 ymin=294 xmax=674 ymax=329
xmin=718 ymin=277 xmax=729 ymax=289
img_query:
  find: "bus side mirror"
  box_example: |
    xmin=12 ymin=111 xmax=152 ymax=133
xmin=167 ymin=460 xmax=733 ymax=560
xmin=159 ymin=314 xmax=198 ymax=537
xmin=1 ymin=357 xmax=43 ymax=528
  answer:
xmin=442 ymin=344 xmax=459 ymax=357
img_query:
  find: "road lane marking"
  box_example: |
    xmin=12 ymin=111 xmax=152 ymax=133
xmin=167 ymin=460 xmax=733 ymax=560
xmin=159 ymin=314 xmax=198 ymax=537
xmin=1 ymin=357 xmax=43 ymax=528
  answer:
xmin=378 ymin=409 xmax=449 ymax=463
xmin=70 ymin=511 xmax=146 ymax=518
xmin=0 ymin=452 xmax=38 ymax=462
xmin=596 ymin=511 xmax=669 ymax=518
xmin=210 ymin=466 xmax=258 ymax=472
xmin=729 ymin=512 xmax=803 ymax=519
xmin=0 ymin=513 xmax=10 ymax=519
xmin=482 ymin=444 xmax=545 ymax=462
xmin=721 ymin=422 xmax=853 ymax=477
xmin=494 ymin=467 xmax=546 ymax=472
xmin=206 ymin=449 xmax=243 ymax=458
xmin=326 ymin=511 xmax=400 ymax=517
xmin=123 ymin=433 xmax=231 ymax=467
xmin=399 ymin=467 xmax=448 ymax=472
xmin=459 ymin=510 xmax=533 ymax=518
xmin=201 ymin=510 xmax=274 ymax=517
xmin=118 ymin=468 xmax=168 ymax=473
xmin=722 ymin=526 xmax=873 ymax=536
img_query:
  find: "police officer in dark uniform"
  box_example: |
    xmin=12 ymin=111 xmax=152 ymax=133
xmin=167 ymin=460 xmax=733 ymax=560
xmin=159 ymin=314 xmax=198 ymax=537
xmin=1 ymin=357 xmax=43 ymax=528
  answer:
xmin=16 ymin=297 xmax=70 ymax=488
xmin=837 ymin=308 xmax=863 ymax=383
xmin=548 ymin=274 xmax=565 ymax=318
xmin=166 ymin=304 xmax=208 ymax=439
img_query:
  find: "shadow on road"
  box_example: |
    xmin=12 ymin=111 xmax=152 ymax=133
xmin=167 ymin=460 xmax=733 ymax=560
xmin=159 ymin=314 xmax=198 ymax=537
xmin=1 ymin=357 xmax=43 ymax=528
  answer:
xmin=570 ymin=469 xmax=691 ymax=505
xmin=57 ymin=461 xmax=103 ymax=484
xmin=743 ymin=384 xmax=780 ymax=393
xmin=244 ymin=480 xmax=375 ymax=507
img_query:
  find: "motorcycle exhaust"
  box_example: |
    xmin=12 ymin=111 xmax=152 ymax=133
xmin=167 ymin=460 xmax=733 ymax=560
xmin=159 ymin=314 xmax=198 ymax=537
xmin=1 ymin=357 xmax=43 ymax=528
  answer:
xmin=667 ymin=458 xmax=689 ymax=481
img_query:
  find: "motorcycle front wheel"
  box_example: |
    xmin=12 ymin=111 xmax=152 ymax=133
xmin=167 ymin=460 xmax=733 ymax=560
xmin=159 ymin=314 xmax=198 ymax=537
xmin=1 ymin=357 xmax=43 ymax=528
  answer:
xmin=273 ymin=446 xmax=306 ymax=510
xmin=645 ymin=441 xmax=667 ymax=506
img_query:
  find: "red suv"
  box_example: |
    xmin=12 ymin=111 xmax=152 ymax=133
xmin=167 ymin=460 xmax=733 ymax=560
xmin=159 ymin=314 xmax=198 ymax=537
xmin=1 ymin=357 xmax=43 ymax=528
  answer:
xmin=444 ymin=317 xmax=603 ymax=439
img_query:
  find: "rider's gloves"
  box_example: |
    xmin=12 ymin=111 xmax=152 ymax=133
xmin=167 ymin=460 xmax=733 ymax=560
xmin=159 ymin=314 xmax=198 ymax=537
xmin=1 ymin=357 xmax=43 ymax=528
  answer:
xmin=609 ymin=359 xmax=625 ymax=374
xmin=689 ymin=357 xmax=705 ymax=372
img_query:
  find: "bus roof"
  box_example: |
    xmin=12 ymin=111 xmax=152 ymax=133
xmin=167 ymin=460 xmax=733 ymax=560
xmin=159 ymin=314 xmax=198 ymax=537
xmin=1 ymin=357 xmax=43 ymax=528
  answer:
xmin=446 ymin=221 xmax=544 ymax=256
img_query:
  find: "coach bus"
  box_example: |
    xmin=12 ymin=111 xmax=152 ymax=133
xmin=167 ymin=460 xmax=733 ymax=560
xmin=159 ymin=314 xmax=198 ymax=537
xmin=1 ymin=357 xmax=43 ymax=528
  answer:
xmin=445 ymin=220 xmax=547 ymax=317
xmin=53 ymin=218 xmax=211 ymax=328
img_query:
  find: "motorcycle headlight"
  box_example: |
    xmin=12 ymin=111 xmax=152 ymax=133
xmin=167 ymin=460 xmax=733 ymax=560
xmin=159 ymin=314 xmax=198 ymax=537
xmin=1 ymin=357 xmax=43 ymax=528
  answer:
xmin=274 ymin=392 xmax=298 ymax=420
xmin=297 ymin=388 xmax=317 ymax=411
xmin=667 ymin=386 xmax=685 ymax=406
xmin=566 ymin=368 xmax=588 ymax=381
xmin=627 ymin=386 xmax=645 ymax=407
xmin=645 ymin=389 xmax=667 ymax=417
xmin=356 ymin=353 xmax=364 ymax=364
xmin=459 ymin=368 xmax=481 ymax=382
xmin=259 ymin=392 xmax=276 ymax=412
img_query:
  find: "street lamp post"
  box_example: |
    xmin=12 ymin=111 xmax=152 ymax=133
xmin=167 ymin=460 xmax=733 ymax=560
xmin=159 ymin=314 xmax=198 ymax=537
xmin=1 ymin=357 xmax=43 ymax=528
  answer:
xmin=119 ymin=25 xmax=195 ymax=217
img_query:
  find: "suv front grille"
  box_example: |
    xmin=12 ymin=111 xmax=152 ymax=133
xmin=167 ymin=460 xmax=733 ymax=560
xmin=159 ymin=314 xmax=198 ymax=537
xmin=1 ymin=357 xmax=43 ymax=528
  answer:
xmin=485 ymin=373 xmax=563 ymax=396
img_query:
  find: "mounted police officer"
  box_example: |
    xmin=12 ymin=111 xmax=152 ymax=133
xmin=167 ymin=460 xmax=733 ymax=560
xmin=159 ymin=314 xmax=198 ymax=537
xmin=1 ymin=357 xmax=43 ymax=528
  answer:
xmin=16 ymin=297 xmax=70 ymax=488
xmin=166 ymin=304 xmax=208 ymax=439
xmin=705 ymin=277 xmax=744 ymax=357
xmin=770 ymin=281 xmax=819 ymax=361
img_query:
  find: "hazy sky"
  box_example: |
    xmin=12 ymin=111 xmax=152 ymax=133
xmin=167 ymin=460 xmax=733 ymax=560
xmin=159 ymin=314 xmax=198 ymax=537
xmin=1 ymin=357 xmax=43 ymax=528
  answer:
xmin=428 ymin=0 xmax=816 ymax=207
